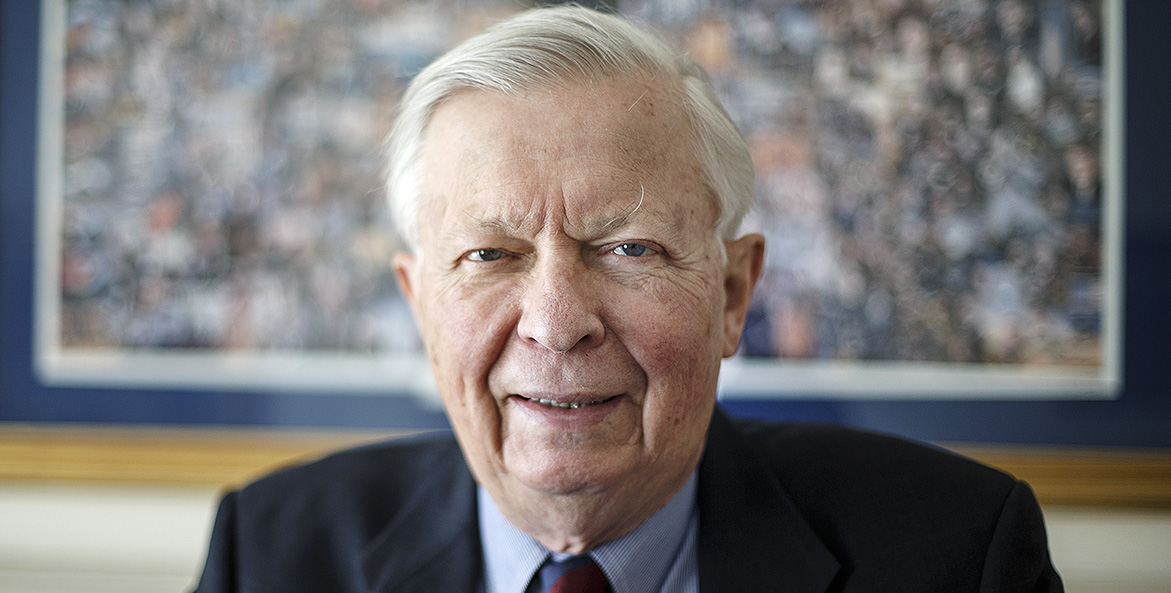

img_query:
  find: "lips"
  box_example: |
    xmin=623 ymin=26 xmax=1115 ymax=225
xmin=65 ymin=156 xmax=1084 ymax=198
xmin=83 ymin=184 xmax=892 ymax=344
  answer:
xmin=519 ymin=395 xmax=618 ymax=409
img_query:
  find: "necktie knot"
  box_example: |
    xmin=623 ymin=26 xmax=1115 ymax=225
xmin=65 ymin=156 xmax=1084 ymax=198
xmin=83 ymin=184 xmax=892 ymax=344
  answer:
xmin=538 ymin=554 xmax=611 ymax=593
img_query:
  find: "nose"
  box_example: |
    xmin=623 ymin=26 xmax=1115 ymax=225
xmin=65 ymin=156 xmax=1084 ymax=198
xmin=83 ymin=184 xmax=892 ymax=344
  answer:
xmin=516 ymin=256 xmax=605 ymax=353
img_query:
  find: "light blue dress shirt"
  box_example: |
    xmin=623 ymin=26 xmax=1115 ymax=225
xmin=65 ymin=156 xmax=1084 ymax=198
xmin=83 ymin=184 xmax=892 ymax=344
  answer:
xmin=478 ymin=472 xmax=699 ymax=593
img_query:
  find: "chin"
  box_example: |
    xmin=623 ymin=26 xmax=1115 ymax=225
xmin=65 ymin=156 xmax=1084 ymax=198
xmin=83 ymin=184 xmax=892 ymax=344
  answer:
xmin=507 ymin=446 xmax=636 ymax=497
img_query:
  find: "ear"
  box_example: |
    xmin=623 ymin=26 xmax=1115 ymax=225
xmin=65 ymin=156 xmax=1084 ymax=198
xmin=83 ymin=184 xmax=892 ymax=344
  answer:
xmin=393 ymin=251 xmax=420 ymax=317
xmin=721 ymin=233 xmax=765 ymax=357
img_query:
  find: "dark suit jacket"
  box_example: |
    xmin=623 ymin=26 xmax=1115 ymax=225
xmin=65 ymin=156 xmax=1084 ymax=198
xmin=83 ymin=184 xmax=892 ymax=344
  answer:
xmin=193 ymin=408 xmax=1063 ymax=592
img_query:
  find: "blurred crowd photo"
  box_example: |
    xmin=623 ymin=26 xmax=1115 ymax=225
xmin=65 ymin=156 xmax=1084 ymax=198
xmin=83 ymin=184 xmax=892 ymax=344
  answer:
xmin=55 ymin=0 xmax=1107 ymax=378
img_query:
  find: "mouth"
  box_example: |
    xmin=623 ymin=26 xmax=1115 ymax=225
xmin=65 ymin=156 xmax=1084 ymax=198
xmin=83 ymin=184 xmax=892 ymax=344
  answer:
xmin=516 ymin=394 xmax=619 ymax=409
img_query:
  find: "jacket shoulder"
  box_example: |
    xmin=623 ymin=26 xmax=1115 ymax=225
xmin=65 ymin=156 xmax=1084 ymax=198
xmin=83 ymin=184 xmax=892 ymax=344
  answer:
xmin=194 ymin=432 xmax=475 ymax=593
xmin=226 ymin=433 xmax=467 ymax=590
xmin=730 ymin=419 xmax=1023 ymax=561
xmin=237 ymin=431 xmax=464 ymax=538
xmin=706 ymin=416 xmax=1061 ymax=591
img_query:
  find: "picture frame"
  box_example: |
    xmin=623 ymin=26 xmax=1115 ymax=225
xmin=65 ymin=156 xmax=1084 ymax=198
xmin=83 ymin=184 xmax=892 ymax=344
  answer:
xmin=32 ymin=0 xmax=1119 ymax=403
xmin=4 ymin=0 xmax=1170 ymax=507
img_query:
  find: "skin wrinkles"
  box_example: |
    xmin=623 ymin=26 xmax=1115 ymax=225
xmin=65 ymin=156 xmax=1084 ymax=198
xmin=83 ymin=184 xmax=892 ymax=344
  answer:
xmin=394 ymin=74 xmax=765 ymax=553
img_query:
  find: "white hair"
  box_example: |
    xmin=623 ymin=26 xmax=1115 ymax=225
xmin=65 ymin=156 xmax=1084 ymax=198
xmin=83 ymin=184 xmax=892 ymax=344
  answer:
xmin=385 ymin=5 xmax=754 ymax=251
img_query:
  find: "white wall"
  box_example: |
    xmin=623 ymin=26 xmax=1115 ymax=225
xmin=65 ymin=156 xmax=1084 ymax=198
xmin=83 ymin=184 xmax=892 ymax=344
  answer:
xmin=1 ymin=482 xmax=1169 ymax=593
xmin=1045 ymin=507 xmax=1171 ymax=593
xmin=0 ymin=483 xmax=218 ymax=593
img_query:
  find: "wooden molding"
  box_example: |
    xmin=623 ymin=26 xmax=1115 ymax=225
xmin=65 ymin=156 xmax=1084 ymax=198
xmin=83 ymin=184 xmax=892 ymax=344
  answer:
xmin=947 ymin=444 xmax=1171 ymax=509
xmin=2 ymin=424 xmax=1169 ymax=508
xmin=0 ymin=424 xmax=405 ymax=488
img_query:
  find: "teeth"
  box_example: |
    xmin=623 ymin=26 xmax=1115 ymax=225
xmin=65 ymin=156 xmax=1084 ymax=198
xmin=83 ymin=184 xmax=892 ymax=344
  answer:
xmin=531 ymin=397 xmax=606 ymax=409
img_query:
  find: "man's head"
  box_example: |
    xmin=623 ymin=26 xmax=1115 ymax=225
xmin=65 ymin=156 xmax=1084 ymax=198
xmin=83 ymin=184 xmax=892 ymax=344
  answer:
xmin=387 ymin=6 xmax=765 ymax=553
xmin=387 ymin=6 xmax=755 ymax=252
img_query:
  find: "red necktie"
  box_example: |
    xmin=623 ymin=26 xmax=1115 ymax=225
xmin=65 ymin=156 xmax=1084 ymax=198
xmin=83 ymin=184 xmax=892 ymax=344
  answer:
xmin=538 ymin=555 xmax=611 ymax=593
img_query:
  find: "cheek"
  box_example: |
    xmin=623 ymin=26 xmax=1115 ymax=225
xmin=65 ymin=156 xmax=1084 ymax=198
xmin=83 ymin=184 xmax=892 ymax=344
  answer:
xmin=632 ymin=309 xmax=721 ymax=462
xmin=618 ymin=274 xmax=725 ymax=403
xmin=419 ymin=278 xmax=508 ymax=358
xmin=415 ymin=279 xmax=519 ymax=406
xmin=415 ymin=281 xmax=518 ymax=467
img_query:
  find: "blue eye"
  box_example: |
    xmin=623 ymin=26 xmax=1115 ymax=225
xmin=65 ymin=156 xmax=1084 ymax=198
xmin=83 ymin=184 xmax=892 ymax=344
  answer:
xmin=613 ymin=243 xmax=650 ymax=257
xmin=467 ymin=249 xmax=505 ymax=262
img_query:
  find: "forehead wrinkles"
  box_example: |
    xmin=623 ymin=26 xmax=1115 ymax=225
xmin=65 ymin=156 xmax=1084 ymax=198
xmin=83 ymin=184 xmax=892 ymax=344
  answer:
xmin=419 ymin=80 xmax=713 ymax=241
xmin=427 ymin=78 xmax=692 ymax=172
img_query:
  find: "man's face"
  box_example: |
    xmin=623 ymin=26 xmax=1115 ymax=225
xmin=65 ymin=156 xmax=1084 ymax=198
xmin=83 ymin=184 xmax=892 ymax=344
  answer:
xmin=395 ymin=76 xmax=761 ymax=529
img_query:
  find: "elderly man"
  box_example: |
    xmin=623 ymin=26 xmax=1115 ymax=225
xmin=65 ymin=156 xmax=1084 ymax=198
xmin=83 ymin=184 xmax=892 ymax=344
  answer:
xmin=194 ymin=6 xmax=1062 ymax=593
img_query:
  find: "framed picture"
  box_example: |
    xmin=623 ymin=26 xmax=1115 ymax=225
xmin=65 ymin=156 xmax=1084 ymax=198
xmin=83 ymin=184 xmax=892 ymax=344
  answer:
xmin=35 ymin=0 xmax=1122 ymax=403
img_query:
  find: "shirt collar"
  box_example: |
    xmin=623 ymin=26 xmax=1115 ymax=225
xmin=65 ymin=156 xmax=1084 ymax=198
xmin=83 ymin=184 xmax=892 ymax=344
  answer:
xmin=478 ymin=471 xmax=698 ymax=593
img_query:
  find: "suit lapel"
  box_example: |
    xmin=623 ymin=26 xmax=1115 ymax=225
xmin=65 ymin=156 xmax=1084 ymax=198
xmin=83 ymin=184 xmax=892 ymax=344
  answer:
xmin=697 ymin=409 xmax=841 ymax=593
xmin=362 ymin=441 xmax=482 ymax=593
